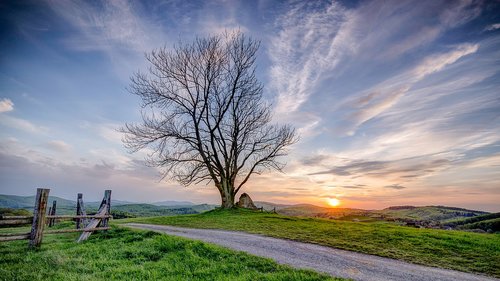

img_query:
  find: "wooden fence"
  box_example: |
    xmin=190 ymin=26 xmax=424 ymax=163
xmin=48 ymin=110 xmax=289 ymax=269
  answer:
xmin=0 ymin=188 xmax=112 ymax=247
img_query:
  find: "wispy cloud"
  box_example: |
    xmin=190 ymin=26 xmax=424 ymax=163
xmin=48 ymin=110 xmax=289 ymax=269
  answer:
xmin=0 ymin=115 xmax=48 ymax=134
xmin=336 ymin=43 xmax=479 ymax=136
xmin=267 ymin=0 xmax=485 ymax=144
xmin=307 ymin=156 xmax=451 ymax=182
xmin=0 ymin=98 xmax=47 ymax=134
xmin=45 ymin=140 xmax=71 ymax=153
xmin=384 ymin=184 xmax=406 ymax=190
xmin=45 ymin=0 xmax=160 ymax=53
xmin=97 ymin=123 xmax=123 ymax=144
xmin=484 ymin=23 xmax=500 ymax=31
xmin=0 ymin=98 xmax=14 ymax=113
xmin=269 ymin=1 xmax=348 ymax=115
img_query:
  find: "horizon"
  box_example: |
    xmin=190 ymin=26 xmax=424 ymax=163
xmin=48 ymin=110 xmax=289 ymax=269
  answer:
xmin=0 ymin=191 xmax=496 ymax=213
xmin=1 ymin=1 xmax=500 ymax=212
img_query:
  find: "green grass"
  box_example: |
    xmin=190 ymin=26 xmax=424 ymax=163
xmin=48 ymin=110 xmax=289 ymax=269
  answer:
xmin=121 ymin=208 xmax=500 ymax=277
xmin=0 ymin=223 xmax=342 ymax=281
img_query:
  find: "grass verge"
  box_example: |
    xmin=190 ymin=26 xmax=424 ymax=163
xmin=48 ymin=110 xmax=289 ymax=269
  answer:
xmin=120 ymin=208 xmax=500 ymax=277
xmin=0 ymin=224 xmax=342 ymax=281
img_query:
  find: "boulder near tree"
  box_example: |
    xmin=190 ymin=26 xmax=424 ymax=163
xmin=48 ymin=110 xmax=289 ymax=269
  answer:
xmin=237 ymin=193 xmax=258 ymax=210
xmin=122 ymin=32 xmax=297 ymax=208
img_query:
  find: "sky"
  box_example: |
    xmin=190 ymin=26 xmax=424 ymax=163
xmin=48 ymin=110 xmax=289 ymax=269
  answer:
xmin=1 ymin=0 xmax=499 ymax=211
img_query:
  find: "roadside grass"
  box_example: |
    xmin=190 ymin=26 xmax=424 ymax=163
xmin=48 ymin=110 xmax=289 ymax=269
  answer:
xmin=120 ymin=208 xmax=500 ymax=277
xmin=0 ymin=224 xmax=342 ymax=281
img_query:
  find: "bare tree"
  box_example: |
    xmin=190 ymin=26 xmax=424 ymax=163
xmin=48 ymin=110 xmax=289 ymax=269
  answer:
xmin=122 ymin=32 xmax=297 ymax=208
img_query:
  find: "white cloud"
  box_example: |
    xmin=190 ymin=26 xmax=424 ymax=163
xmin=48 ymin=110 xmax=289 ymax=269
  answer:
xmin=97 ymin=123 xmax=123 ymax=144
xmin=484 ymin=23 xmax=500 ymax=31
xmin=0 ymin=98 xmax=14 ymax=113
xmin=0 ymin=114 xmax=48 ymax=134
xmin=412 ymin=43 xmax=479 ymax=79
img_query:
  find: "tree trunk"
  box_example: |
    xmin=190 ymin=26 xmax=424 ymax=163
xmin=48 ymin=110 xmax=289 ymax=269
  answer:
xmin=219 ymin=180 xmax=235 ymax=208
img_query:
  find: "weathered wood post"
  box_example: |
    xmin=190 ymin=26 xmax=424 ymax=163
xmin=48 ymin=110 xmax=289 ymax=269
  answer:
xmin=100 ymin=190 xmax=111 ymax=228
xmin=77 ymin=190 xmax=112 ymax=242
xmin=48 ymin=200 xmax=57 ymax=227
xmin=76 ymin=193 xmax=87 ymax=229
xmin=29 ymin=188 xmax=50 ymax=248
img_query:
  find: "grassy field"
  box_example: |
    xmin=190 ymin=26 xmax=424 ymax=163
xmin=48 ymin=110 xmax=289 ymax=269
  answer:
xmin=121 ymin=208 xmax=500 ymax=277
xmin=0 ymin=223 xmax=342 ymax=281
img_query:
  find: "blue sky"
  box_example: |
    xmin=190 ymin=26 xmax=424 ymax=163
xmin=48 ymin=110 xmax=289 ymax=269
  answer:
xmin=1 ymin=0 xmax=499 ymax=211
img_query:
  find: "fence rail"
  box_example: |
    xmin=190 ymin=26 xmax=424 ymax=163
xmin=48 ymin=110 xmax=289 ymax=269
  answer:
xmin=0 ymin=188 xmax=112 ymax=247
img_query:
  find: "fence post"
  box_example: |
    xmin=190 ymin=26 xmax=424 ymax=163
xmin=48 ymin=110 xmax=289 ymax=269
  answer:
xmin=49 ymin=200 xmax=57 ymax=227
xmin=77 ymin=189 xmax=112 ymax=242
xmin=47 ymin=207 xmax=52 ymax=226
xmin=100 ymin=190 xmax=111 ymax=227
xmin=29 ymin=188 xmax=50 ymax=248
xmin=76 ymin=193 xmax=82 ymax=229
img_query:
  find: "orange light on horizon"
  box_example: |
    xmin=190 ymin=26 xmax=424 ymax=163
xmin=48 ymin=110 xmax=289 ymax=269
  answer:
xmin=327 ymin=197 xmax=341 ymax=207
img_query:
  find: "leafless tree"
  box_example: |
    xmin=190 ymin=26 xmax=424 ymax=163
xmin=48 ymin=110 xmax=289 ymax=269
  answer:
xmin=122 ymin=32 xmax=297 ymax=208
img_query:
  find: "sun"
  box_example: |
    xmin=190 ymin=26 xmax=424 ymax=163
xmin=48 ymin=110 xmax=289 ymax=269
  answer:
xmin=327 ymin=198 xmax=341 ymax=207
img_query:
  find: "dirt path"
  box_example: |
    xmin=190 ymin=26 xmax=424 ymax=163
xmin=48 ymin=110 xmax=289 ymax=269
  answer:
xmin=124 ymin=223 xmax=498 ymax=281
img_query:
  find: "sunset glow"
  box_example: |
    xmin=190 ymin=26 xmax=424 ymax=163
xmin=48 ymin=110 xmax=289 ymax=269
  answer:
xmin=327 ymin=198 xmax=341 ymax=208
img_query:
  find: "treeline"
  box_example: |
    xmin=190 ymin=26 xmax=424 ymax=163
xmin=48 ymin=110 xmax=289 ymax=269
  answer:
xmin=445 ymin=212 xmax=500 ymax=233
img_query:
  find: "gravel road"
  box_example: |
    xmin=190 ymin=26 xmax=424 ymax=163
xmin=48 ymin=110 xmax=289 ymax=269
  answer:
xmin=124 ymin=223 xmax=498 ymax=281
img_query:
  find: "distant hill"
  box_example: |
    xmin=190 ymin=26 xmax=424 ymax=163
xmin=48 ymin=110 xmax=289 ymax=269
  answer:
xmin=111 ymin=204 xmax=198 ymax=217
xmin=377 ymin=205 xmax=488 ymax=222
xmin=109 ymin=203 xmax=217 ymax=217
xmin=0 ymin=194 xmax=75 ymax=211
xmin=254 ymin=201 xmax=292 ymax=211
xmin=262 ymin=203 xmax=371 ymax=219
xmin=0 ymin=194 xmax=216 ymax=217
xmin=152 ymin=200 xmax=195 ymax=206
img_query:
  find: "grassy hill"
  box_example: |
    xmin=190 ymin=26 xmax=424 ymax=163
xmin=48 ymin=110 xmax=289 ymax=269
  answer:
xmin=0 ymin=224 xmax=339 ymax=280
xmin=253 ymin=203 xmax=492 ymax=229
xmin=121 ymin=208 xmax=500 ymax=277
xmin=254 ymin=201 xmax=292 ymax=211
xmin=377 ymin=205 xmax=488 ymax=222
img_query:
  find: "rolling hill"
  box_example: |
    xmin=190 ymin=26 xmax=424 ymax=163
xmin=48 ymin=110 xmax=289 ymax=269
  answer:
xmin=444 ymin=212 xmax=500 ymax=232
xmin=0 ymin=194 xmax=216 ymax=216
xmin=152 ymin=200 xmax=195 ymax=206
xmin=255 ymin=201 xmax=493 ymax=230
xmin=378 ymin=205 xmax=488 ymax=222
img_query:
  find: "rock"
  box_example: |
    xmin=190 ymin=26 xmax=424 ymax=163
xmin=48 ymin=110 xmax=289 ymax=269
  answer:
xmin=237 ymin=193 xmax=257 ymax=209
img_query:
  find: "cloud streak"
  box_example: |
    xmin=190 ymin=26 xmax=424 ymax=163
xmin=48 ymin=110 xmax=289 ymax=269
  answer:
xmin=45 ymin=0 xmax=159 ymax=53
xmin=269 ymin=1 xmax=348 ymax=115
xmin=336 ymin=43 xmax=479 ymax=136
